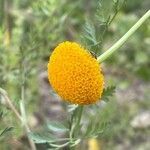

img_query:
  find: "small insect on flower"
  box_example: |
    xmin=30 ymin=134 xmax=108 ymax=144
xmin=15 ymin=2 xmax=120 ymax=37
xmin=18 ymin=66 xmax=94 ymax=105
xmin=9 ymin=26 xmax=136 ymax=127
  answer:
xmin=47 ymin=41 xmax=104 ymax=105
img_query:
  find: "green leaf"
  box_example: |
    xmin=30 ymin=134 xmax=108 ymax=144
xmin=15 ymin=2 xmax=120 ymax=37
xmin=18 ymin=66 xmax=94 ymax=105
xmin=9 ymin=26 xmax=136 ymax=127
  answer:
xmin=47 ymin=121 xmax=69 ymax=132
xmin=29 ymin=132 xmax=56 ymax=144
xmin=0 ymin=127 xmax=13 ymax=137
xmin=84 ymin=21 xmax=98 ymax=45
xmin=29 ymin=132 xmax=70 ymax=144
xmin=101 ymin=86 xmax=116 ymax=102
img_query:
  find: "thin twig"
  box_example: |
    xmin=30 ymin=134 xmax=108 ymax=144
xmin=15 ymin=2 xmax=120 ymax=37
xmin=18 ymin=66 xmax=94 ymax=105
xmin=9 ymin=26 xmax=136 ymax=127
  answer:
xmin=0 ymin=88 xmax=36 ymax=150
xmin=0 ymin=88 xmax=22 ymax=121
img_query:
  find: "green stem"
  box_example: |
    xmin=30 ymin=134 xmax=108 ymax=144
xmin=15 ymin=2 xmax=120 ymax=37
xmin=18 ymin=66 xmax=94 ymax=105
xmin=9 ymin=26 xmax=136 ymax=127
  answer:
xmin=19 ymin=49 xmax=36 ymax=150
xmin=76 ymin=106 xmax=83 ymax=128
xmin=70 ymin=106 xmax=83 ymax=138
xmin=69 ymin=105 xmax=83 ymax=149
xmin=97 ymin=10 xmax=150 ymax=63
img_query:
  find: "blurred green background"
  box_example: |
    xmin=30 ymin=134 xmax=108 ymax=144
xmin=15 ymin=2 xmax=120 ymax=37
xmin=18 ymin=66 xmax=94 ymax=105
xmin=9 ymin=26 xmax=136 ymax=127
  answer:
xmin=0 ymin=0 xmax=150 ymax=149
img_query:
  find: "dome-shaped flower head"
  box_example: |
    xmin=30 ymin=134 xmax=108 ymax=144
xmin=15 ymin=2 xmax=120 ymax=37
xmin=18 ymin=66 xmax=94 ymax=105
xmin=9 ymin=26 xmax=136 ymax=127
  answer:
xmin=48 ymin=41 xmax=104 ymax=105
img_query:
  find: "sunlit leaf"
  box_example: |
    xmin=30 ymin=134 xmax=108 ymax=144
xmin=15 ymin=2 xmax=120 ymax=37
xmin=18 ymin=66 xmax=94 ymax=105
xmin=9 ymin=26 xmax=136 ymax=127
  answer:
xmin=29 ymin=132 xmax=56 ymax=144
xmin=47 ymin=121 xmax=69 ymax=132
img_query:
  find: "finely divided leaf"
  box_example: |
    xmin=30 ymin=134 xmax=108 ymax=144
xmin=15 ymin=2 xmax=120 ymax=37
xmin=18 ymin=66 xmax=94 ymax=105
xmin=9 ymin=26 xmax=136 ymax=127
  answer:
xmin=101 ymin=86 xmax=116 ymax=102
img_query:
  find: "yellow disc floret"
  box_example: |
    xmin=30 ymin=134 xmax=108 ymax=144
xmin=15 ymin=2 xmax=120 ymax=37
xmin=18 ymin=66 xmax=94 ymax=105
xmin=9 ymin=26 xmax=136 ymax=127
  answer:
xmin=48 ymin=41 xmax=104 ymax=105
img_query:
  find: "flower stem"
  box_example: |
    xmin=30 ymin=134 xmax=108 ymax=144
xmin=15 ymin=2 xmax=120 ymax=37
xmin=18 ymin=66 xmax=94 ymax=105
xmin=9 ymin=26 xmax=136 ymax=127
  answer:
xmin=97 ymin=10 xmax=150 ymax=63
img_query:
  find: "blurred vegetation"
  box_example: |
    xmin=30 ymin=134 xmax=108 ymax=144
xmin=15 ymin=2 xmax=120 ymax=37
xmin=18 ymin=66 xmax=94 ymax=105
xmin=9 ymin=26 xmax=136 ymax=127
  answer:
xmin=0 ymin=0 xmax=150 ymax=149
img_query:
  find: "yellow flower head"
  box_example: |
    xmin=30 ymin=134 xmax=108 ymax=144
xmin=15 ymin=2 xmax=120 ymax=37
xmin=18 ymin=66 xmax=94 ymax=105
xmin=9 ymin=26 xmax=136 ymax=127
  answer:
xmin=48 ymin=41 xmax=104 ymax=105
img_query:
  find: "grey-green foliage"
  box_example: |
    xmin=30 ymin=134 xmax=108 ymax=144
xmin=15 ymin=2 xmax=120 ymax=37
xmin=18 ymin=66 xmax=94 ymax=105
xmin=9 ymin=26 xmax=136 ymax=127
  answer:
xmin=29 ymin=98 xmax=117 ymax=149
xmin=82 ymin=0 xmax=126 ymax=55
xmin=82 ymin=98 xmax=117 ymax=139
xmin=29 ymin=106 xmax=82 ymax=148
xmin=0 ymin=0 xmax=71 ymax=105
xmin=30 ymin=0 xmax=68 ymax=56
xmin=101 ymin=86 xmax=116 ymax=102
xmin=29 ymin=121 xmax=70 ymax=149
